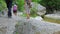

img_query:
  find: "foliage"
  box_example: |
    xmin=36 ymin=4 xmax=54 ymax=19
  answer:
xmin=30 ymin=7 xmax=38 ymax=17
xmin=44 ymin=16 xmax=60 ymax=23
xmin=14 ymin=0 xmax=24 ymax=11
xmin=15 ymin=0 xmax=60 ymax=12
xmin=16 ymin=32 xmax=18 ymax=34
xmin=32 ymin=0 xmax=41 ymax=3
xmin=0 ymin=0 xmax=6 ymax=11
xmin=0 ymin=0 xmax=60 ymax=14
xmin=0 ymin=0 xmax=24 ymax=11
xmin=39 ymin=0 xmax=60 ymax=9
xmin=39 ymin=0 xmax=60 ymax=12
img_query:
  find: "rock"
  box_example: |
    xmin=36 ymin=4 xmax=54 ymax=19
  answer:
xmin=29 ymin=16 xmax=43 ymax=21
xmin=45 ymin=14 xmax=60 ymax=19
xmin=0 ymin=12 xmax=3 ymax=17
xmin=0 ymin=25 xmax=7 ymax=34
xmin=14 ymin=18 xmax=60 ymax=34
xmin=0 ymin=17 xmax=17 ymax=34
xmin=31 ymin=2 xmax=46 ymax=16
xmin=44 ymin=14 xmax=60 ymax=23
xmin=53 ymin=31 xmax=60 ymax=34
xmin=53 ymin=10 xmax=60 ymax=14
xmin=34 ymin=16 xmax=43 ymax=21
xmin=55 ymin=11 xmax=60 ymax=14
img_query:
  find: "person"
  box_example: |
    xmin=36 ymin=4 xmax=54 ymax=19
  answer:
xmin=5 ymin=0 xmax=13 ymax=18
xmin=13 ymin=4 xmax=17 ymax=16
xmin=24 ymin=0 xmax=31 ymax=19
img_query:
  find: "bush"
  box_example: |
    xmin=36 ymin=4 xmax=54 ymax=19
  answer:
xmin=30 ymin=7 xmax=38 ymax=17
xmin=0 ymin=0 xmax=6 ymax=11
xmin=17 ymin=0 xmax=24 ymax=11
xmin=38 ymin=0 xmax=60 ymax=14
xmin=32 ymin=0 xmax=41 ymax=3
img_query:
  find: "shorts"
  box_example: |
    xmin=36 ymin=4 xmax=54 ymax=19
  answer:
xmin=13 ymin=10 xmax=17 ymax=13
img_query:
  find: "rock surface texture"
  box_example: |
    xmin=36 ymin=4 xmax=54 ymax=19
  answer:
xmin=0 ymin=17 xmax=17 ymax=34
xmin=31 ymin=2 xmax=46 ymax=16
xmin=14 ymin=18 xmax=60 ymax=34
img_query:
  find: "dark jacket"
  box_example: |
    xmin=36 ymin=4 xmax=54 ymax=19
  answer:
xmin=5 ymin=0 xmax=13 ymax=8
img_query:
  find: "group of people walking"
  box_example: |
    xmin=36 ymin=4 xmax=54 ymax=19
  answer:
xmin=5 ymin=0 xmax=31 ymax=19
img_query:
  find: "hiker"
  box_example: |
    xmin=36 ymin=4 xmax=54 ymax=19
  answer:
xmin=13 ymin=4 xmax=17 ymax=16
xmin=5 ymin=0 xmax=13 ymax=18
xmin=24 ymin=0 xmax=31 ymax=19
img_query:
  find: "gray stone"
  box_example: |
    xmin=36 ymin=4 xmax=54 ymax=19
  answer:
xmin=0 ymin=17 xmax=17 ymax=34
xmin=53 ymin=10 xmax=60 ymax=14
xmin=31 ymin=2 xmax=46 ymax=15
xmin=14 ymin=18 xmax=60 ymax=34
xmin=0 ymin=26 xmax=7 ymax=34
xmin=45 ymin=14 xmax=60 ymax=19
xmin=53 ymin=31 xmax=60 ymax=34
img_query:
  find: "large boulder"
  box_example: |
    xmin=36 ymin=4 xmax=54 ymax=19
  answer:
xmin=44 ymin=14 xmax=60 ymax=23
xmin=14 ymin=18 xmax=60 ymax=34
xmin=31 ymin=2 xmax=46 ymax=16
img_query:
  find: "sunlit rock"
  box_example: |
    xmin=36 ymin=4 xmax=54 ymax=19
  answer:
xmin=31 ymin=2 xmax=46 ymax=16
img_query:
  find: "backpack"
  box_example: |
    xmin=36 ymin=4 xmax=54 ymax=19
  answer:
xmin=13 ymin=4 xmax=17 ymax=11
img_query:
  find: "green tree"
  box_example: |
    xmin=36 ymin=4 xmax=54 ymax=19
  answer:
xmin=32 ymin=0 xmax=41 ymax=3
xmin=39 ymin=0 xmax=60 ymax=14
